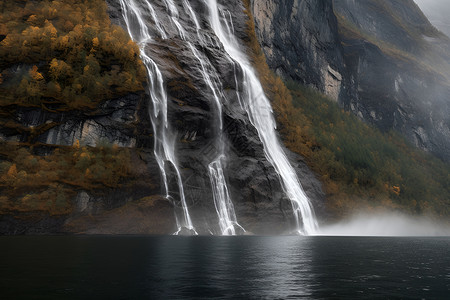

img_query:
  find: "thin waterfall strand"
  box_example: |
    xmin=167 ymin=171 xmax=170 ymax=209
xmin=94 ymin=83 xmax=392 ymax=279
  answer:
xmin=119 ymin=0 xmax=196 ymax=234
xmin=178 ymin=1 xmax=244 ymax=235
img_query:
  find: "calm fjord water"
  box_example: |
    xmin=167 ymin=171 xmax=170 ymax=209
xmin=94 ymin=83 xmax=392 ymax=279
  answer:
xmin=1 ymin=236 xmax=449 ymax=299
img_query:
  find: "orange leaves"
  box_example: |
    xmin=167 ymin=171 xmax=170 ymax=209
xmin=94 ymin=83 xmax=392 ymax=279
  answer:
xmin=392 ymin=186 xmax=401 ymax=196
xmin=63 ymin=20 xmax=74 ymax=32
xmin=29 ymin=65 xmax=44 ymax=81
xmin=49 ymin=58 xmax=72 ymax=82
xmin=0 ymin=141 xmax=133 ymax=214
xmin=74 ymin=139 xmax=80 ymax=149
xmin=0 ymin=0 xmax=145 ymax=109
xmin=26 ymin=15 xmax=39 ymax=26
xmin=92 ymin=37 xmax=99 ymax=48
xmin=383 ymin=183 xmax=401 ymax=196
xmin=21 ymin=25 xmax=42 ymax=39
xmin=44 ymin=20 xmax=58 ymax=39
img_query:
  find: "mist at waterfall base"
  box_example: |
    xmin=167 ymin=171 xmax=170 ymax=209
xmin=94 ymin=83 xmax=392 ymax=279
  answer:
xmin=318 ymin=212 xmax=450 ymax=236
xmin=2 ymin=235 xmax=449 ymax=299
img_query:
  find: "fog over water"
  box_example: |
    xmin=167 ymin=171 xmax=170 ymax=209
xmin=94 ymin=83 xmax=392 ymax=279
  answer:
xmin=318 ymin=212 xmax=450 ymax=236
xmin=414 ymin=0 xmax=450 ymax=37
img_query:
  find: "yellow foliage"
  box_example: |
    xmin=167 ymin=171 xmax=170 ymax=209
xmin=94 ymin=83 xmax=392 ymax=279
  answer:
xmin=29 ymin=65 xmax=44 ymax=81
xmin=392 ymin=185 xmax=401 ymax=196
xmin=0 ymin=0 xmax=145 ymax=109
xmin=49 ymin=58 xmax=72 ymax=81
xmin=27 ymin=15 xmax=39 ymax=25
xmin=7 ymin=164 xmax=17 ymax=178
xmin=44 ymin=19 xmax=58 ymax=39
xmin=92 ymin=37 xmax=99 ymax=48
xmin=0 ymin=141 xmax=134 ymax=215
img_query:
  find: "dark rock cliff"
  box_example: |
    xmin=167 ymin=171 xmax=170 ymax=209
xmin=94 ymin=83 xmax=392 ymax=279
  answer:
xmin=251 ymin=0 xmax=450 ymax=161
xmin=104 ymin=0 xmax=325 ymax=234
xmin=0 ymin=89 xmax=166 ymax=234
xmin=0 ymin=0 xmax=325 ymax=235
xmin=251 ymin=0 xmax=346 ymax=102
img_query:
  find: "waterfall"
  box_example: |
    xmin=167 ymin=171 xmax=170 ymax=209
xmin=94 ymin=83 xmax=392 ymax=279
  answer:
xmin=173 ymin=0 xmax=245 ymax=235
xmin=118 ymin=0 xmax=318 ymax=235
xmin=188 ymin=43 xmax=245 ymax=235
xmin=119 ymin=0 xmax=196 ymax=235
xmin=205 ymin=0 xmax=318 ymax=235
xmin=120 ymin=0 xmax=243 ymax=235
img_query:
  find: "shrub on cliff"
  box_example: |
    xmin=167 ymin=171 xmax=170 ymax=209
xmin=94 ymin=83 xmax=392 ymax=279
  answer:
xmin=0 ymin=142 xmax=132 ymax=215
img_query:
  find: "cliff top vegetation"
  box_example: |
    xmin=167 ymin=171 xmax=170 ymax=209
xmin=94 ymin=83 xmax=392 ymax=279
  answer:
xmin=0 ymin=0 xmax=146 ymax=112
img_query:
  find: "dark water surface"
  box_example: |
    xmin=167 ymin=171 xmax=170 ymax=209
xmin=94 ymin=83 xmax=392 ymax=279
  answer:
xmin=0 ymin=236 xmax=449 ymax=299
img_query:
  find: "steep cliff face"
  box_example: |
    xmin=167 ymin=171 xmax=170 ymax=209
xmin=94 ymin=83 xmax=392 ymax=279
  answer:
xmin=0 ymin=0 xmax=163 ymax=234
xmin=0 ymin=0 xmax=326 ymax=235
xmin=251 ymin=0 xmax=450 ymax=161
xmin=334 ymin=0 xmax=450 ymax=161
xmin=251 ymin=0 xmax=346 ymax=102
xmin=105 ymin=0 xmax=325 ymax=234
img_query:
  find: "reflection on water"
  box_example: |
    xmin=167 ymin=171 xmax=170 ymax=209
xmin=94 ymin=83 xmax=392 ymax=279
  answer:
xmin=0 ymin=236 xmax=449 ymax=299
xmin=149 ymin=236 xmax=314 ymax=298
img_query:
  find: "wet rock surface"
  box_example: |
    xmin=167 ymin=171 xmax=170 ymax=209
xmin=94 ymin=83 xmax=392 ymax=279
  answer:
xmin=1 ymin=0 xmax=326 ymax=235
xmin=101 ymin=0 xmax=326 ymax=235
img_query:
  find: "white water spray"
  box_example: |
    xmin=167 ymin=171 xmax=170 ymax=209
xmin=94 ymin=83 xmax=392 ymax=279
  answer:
xmin=205 ymin=0 xmax=318 ymax=235
xmin=119 ymin=0 xmax=196 ymax=235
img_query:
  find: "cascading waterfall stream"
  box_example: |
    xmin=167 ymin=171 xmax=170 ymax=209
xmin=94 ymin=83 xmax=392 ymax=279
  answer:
xmin=205 ymin=0 xmax=318 ymax=235
xmin=119 ymin=0 xmax=196 ymax=235
xmin=189 ymin=43 xmax=244 ymax=235
xmin=172 ymin=0 xmax=244 ymax=235
xmin=120 ymin=0 xmax=243 ymax=235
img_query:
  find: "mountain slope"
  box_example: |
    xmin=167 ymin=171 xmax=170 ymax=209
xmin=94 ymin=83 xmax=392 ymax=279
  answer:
xmin=415 ymin=0 xmax=450 ymax=38
xmin=251 ymin=0 xmax=450 ymax=162
xmin=246 ymin=0 xmax=449 ymax=220
xmin=0 ymin=0 xmax=449 ymax=234
xmin=333 ymin=0 xmax=450 ymax=162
